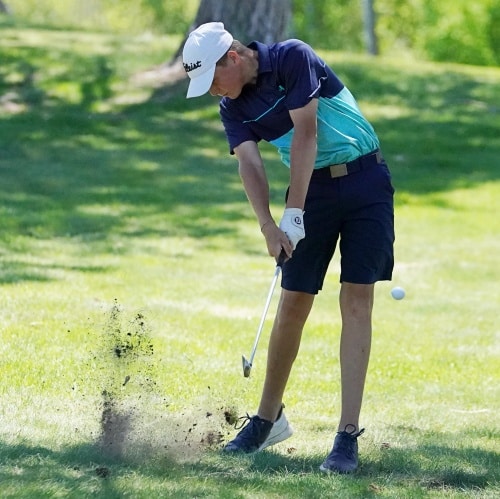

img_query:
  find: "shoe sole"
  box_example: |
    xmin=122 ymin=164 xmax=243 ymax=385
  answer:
xmin=319 ymin=463 xmax=357 ymax=474
xmin=257 ymin=414 xmax=293 ymax=451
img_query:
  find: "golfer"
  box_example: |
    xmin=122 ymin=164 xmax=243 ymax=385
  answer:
xmin=182 ymin=22 xmax=395 ymax=473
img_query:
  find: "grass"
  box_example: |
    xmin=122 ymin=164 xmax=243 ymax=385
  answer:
xmin=1 ymin=20 xmax=499 ymax=498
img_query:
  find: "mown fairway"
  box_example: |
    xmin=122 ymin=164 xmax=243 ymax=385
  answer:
xmin=0 ymin=22 xmax=499 ymax=498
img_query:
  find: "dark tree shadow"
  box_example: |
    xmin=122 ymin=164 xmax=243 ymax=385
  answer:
xmin=0 ymin=425 xmax=498 ymax=497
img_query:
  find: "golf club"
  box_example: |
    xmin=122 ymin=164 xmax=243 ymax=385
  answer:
xmin=242 ymin=250 xmax=286 ymax=377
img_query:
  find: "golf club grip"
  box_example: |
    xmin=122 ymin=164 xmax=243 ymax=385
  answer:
xmin=276 ymin=249 xmax=287 ymax=268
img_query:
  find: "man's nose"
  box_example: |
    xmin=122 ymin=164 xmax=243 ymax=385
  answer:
xmin=209 ymin=83 xmax=218 ymax=96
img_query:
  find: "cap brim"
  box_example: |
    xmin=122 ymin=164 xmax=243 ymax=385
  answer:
xmin=186 ymin=64 xmax=216 ymax=98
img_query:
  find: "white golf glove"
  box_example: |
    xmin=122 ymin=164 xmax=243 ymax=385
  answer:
xmin=279 ymin=208 xmax=305 ymax=250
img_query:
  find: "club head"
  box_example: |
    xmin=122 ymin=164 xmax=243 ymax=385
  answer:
xmin=242 ymin=355 xmax=252 ymax=377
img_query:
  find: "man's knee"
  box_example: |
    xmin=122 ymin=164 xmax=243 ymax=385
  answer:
xmin=278 ymin=290 xmax=314 ymax=326
xmin=339 ymin=283 xmax=374 ymax=320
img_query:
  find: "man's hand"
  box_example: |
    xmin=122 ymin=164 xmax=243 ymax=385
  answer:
xmin=279 ymin=208 xmax=305 ymax=250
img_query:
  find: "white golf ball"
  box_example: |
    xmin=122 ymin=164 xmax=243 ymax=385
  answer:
xmin=391 ymin=287 xmax=406 ymax=300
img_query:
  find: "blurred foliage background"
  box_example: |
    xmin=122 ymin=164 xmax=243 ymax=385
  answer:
xmin=1 ymin=0 xmax=499 ymax=66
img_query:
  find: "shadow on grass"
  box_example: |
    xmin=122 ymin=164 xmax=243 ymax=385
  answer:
xmin=0 ymin=440 xmax=133 ymax=498
xmin=1 ymin=27 xmax=499 ymax=284
xmin=360 ymin=443 xmax=496 ymax=492
xmin=0 ymin=430 xmax=497 ymax=497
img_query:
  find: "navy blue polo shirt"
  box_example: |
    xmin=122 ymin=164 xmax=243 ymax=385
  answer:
xmin=220 ymin=39 xmax=379 ymax=167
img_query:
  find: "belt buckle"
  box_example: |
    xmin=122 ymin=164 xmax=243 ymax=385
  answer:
xmin=329 ymin=163 xmax=348 ymax=178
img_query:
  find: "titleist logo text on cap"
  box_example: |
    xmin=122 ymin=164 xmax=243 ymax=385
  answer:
xmin=184 ymin=61 xmax=202 ymax=73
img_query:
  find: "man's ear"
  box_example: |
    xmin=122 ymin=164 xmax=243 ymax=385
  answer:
xmin=226 ymin=50 xmax=240 ymax=64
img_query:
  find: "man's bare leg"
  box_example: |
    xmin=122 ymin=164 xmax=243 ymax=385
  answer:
xmin=338 ymin=282 xmax=374 ymax=432
xmin=319 ymin=282 xmax=374 ymax=473
xmin=257 ymin=289 xmax=315 ymax=421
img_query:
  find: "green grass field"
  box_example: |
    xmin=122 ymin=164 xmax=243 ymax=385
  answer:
xmin=0 ymin=21 xmax=499 ymax=498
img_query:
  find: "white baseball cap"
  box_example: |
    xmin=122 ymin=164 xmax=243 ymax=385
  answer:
xmin=182 ymin=22 xmax=234 ymax=98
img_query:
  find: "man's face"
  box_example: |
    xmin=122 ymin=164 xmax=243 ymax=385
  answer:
xmin=209 ymin=52 xmax=244 ymax=99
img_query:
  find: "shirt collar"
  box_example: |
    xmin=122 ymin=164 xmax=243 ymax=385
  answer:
xmin=248 ymin=41 xmax=273 ymax=77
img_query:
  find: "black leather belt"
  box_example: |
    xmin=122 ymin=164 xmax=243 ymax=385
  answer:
xmin=312 ymin=150 xmax=384 ymax=179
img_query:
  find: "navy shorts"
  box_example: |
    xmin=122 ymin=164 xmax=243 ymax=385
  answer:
xmin=281 ymin=153 xmax=395 ymax=294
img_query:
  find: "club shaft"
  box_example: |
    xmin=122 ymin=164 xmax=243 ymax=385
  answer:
xmin=248 ymin=265 xmax=281 ymax=366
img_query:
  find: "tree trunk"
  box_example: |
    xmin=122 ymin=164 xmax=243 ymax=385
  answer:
xmin=361 ymin=0 xmax=378 ymax=55
xmin=0 ymin=1 xmax=11 ymax=14
xmin=172 ymin=0 xmax=292 ymax=62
